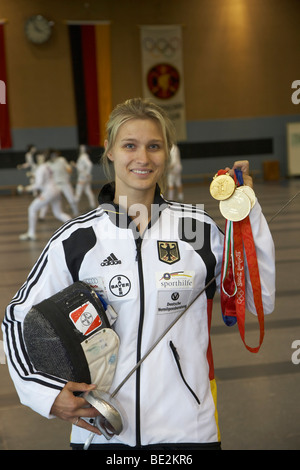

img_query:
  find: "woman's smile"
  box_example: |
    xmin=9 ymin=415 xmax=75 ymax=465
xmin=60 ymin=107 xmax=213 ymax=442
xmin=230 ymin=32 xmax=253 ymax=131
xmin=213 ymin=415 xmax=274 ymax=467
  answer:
xmin=130 ymin=168 xmax=153 ymax=175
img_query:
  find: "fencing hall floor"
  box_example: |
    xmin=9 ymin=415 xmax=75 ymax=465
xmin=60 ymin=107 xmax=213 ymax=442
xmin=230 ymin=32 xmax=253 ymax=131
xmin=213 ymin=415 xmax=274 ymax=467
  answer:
xmin=0 ymin=178 xmax=299 ymax=450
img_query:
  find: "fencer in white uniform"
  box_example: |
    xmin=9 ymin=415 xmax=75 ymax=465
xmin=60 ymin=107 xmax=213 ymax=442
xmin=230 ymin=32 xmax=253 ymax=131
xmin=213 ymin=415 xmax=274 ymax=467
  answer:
xmin=19 ymin=154 xmax=72 ymax=241
xmin=167 ymin=144 xmax=184 ymax=202
xmin=17 ymin=144 xmax=37 ymax=185
xmin=74 ymin=145 xmax=96 ymax=209
xmin=48 ymin=151 xmax=79 ymax=217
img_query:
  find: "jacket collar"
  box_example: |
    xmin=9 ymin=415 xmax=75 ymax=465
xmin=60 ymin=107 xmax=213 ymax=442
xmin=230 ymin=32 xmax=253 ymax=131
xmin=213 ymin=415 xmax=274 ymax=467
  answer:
xmin=98 ymin=182 xmax=167 ymax=230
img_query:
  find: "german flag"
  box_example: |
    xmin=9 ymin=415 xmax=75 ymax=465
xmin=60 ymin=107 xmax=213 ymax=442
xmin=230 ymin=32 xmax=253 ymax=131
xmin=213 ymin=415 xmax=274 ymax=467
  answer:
xmin=68 ymin=22 xmax=111 ymax=147
xmin=0 ymin=20 xmax=12 ymax=148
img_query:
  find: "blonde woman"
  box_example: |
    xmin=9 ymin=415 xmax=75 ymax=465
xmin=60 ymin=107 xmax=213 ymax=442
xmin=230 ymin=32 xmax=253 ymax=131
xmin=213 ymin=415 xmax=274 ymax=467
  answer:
xmin=3 ymin=98 xmax=275 ymax=451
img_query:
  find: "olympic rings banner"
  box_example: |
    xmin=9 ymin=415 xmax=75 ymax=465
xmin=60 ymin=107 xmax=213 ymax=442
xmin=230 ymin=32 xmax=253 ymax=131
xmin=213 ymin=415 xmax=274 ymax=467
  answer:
xmin=140 ymin=25 xmax=187 ymax=142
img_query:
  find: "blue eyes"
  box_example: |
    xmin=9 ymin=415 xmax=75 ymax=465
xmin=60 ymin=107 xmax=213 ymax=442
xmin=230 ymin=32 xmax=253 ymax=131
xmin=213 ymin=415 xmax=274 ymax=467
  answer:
xmin=124 ymin=143 xmax=161 ymax=150
xmin=149 ymin=144 xmax=161 ymax=150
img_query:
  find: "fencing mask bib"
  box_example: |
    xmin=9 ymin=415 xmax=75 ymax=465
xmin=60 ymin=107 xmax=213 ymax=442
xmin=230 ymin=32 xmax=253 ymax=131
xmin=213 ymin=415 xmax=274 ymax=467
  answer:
xmin=23 ymin=281 xmax=120 ymax=391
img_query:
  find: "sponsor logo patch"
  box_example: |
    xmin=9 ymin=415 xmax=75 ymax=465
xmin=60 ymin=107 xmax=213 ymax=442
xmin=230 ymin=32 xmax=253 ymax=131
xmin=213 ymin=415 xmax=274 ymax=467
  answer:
xmin=69 ymin=302 xmax=101 ymax=336
xmin=156 ymin=271 xmax=194 ymax=289
xmin=156 ymin=271 xmax=194 ymax=315
xmin=101 ymin=253 xmax=122 ymax=266
xmin=109 ymin=274 xmax=131 ymax=297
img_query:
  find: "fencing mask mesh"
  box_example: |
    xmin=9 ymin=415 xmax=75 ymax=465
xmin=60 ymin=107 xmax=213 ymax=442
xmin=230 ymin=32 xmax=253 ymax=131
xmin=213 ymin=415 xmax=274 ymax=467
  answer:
xmin=23 ymin=281 xmax=119 ymax=389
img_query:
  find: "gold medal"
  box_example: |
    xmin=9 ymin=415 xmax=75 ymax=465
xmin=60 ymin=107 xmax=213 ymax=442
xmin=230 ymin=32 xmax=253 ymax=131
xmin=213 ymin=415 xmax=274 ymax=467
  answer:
xmin=237 ymin=185 xmax=256 ymax=208
xmin=219 ymin=189 xmax=251 ymax=221
xmin=210 ymin=173 xmax=235 ymax=201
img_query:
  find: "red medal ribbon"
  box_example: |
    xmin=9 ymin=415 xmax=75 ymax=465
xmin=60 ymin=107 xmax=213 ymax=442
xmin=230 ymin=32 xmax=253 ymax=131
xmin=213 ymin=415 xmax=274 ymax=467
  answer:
xmin=220 ymin=168 xmax=265 ymax=353
xmin=217 ymin=169 xmax=228 ymax=176
xmin=233 ymin=217 xmax=264 ymax=353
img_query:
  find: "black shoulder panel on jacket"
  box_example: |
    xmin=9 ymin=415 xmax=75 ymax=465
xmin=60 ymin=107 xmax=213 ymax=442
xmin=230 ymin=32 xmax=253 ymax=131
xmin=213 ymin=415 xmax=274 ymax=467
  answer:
xmin=178 ymin=218 xmax=216 ymax=299
xmin=62 ymin=227 xmax=97 ymax=282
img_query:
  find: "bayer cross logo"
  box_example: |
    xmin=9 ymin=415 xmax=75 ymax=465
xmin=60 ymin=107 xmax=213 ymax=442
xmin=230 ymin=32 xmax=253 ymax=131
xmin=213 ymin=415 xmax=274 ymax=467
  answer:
xmin=80 ymin=311 xmax=93 ymax=326
xmin=69 ymin=302 xmax=102 ymax=336
xmin=109 ymin=275 xmax=131 ymax=297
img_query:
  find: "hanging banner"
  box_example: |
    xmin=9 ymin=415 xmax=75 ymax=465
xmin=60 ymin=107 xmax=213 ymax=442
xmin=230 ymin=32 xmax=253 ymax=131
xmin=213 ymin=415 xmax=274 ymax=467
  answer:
xmin=0 ymin=20 xmax=12 ymax=149
xmin=140 ymin=25 xmax=186 ymax=142
xmin=68 ymin=21 xmax=112 ymax=147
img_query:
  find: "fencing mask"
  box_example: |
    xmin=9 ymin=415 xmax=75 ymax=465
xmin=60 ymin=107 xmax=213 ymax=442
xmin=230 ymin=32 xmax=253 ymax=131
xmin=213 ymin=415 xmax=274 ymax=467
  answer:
xmin=23 ymin=281 xmax=120 ymax=390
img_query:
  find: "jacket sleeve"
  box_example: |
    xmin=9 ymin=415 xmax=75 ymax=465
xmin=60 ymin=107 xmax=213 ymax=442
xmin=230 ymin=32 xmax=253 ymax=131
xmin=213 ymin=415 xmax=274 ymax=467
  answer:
xmin=246 ymin=199 xmax=276 ymax=315
xmin=1 ymin=237 xmax=74 ymax=418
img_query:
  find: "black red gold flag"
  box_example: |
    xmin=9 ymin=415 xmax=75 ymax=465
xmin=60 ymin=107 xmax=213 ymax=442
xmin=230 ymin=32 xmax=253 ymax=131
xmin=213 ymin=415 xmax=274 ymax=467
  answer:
xmin=68 ymin=22 xmax=111 ymax=147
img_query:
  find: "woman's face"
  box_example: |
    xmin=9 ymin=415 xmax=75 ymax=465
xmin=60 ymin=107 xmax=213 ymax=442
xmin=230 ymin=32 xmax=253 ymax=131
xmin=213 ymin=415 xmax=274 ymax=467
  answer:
xmin=106 ymin=118 xmax=167 ymax=198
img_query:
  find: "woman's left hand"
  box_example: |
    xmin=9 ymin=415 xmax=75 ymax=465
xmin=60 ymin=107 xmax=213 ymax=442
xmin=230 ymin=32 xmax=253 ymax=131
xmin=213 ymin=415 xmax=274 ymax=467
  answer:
xmin=225 ymin=160 xmax=253 ymax=188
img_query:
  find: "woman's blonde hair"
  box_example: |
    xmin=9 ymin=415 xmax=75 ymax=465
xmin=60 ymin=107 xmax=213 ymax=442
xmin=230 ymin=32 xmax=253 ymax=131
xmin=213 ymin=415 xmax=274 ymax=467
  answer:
xmin=101 ymin=97 xmax=176 ymax=191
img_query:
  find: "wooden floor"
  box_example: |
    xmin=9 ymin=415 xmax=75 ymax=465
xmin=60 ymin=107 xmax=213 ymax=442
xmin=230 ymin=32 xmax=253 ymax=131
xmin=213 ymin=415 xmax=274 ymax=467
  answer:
xmin=0 ymin=179 xmax=300 ymax=450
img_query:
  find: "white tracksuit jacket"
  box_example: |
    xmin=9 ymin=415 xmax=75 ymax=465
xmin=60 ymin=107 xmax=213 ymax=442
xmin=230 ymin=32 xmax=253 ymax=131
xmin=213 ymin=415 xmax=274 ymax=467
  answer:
xmin=2 ymin=183 xmax=275 ymax=447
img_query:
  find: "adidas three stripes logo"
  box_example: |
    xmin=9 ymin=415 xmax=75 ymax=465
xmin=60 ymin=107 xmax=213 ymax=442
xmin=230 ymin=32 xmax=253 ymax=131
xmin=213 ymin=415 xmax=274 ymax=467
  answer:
xmin=101 ymin=253 xmax=122 ymax=266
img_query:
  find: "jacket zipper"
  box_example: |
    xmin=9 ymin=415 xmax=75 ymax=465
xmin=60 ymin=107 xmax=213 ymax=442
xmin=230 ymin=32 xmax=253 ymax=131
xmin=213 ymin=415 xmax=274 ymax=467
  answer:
xmin=169 ymin=341 xmax=201 ymax=405
xmin=135 ymin=236 xmax=144 ymax=446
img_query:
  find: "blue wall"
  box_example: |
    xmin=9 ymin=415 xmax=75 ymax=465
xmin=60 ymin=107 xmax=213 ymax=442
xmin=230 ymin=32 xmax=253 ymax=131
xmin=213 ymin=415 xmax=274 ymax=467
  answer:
xmin=183 ymin=114 xmax=300 ymax=177
xmin=1 ymin=113 xmax=300 ymax=186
